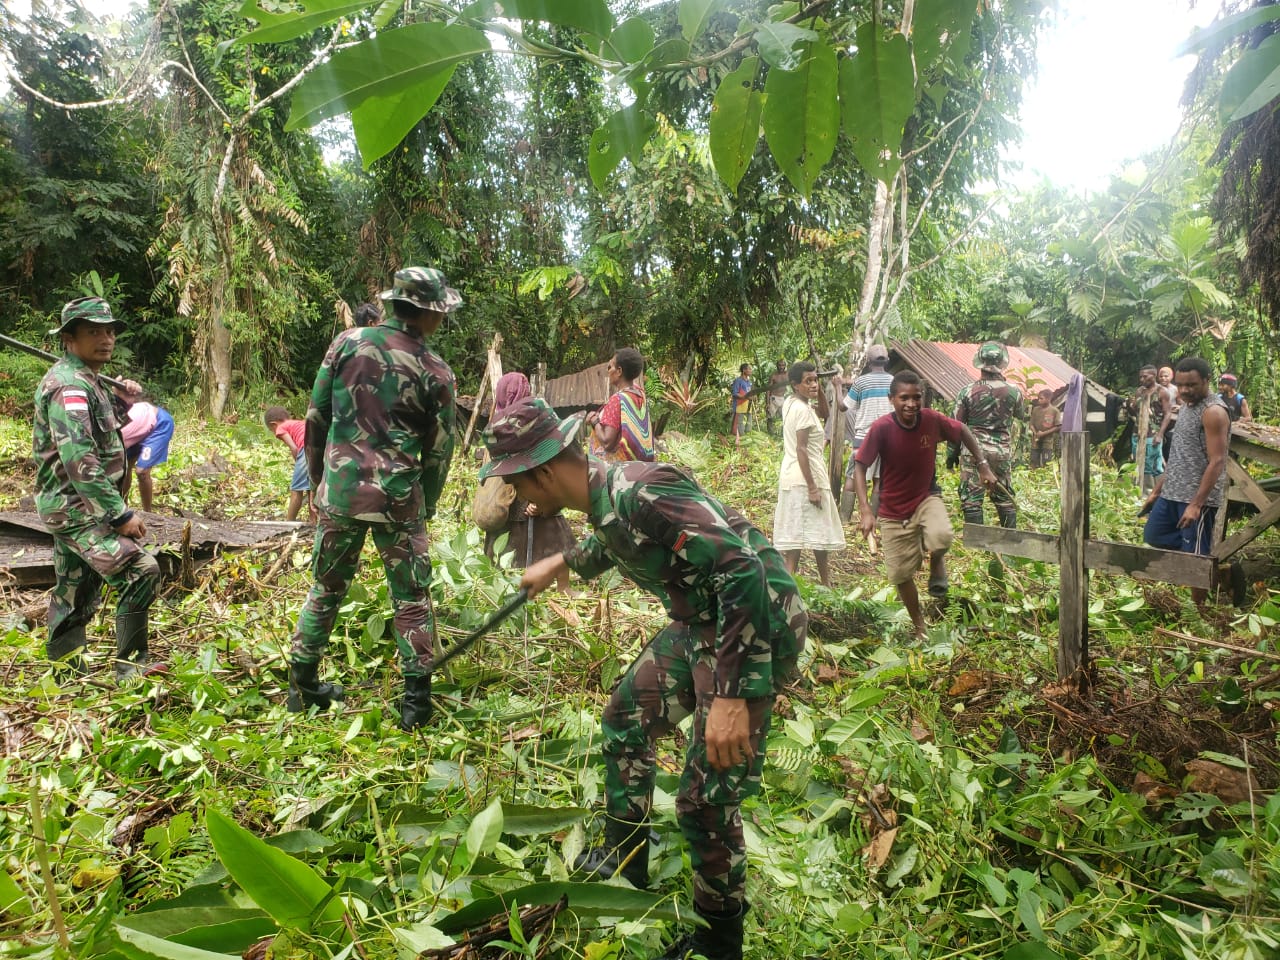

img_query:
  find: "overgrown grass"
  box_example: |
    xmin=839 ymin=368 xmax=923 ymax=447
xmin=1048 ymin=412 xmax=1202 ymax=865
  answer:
xmin=1 ymin=417 xmax=1277 ymax=959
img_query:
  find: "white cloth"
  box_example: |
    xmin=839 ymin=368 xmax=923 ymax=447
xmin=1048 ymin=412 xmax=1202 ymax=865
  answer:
xmin=772 ymin=485 xmax=847 ymax=552
xmin=779 ymin=395 xmax=827 ymax=489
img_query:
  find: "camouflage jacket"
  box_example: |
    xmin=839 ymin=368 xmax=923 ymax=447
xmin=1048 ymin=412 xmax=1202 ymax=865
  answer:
xmin=32 ymin=354 xmax=130 ymax=530
xmin=306 ymin=316 xmax=456 ymax=523
xmin=954 ymin=374 xmax=1025 ymax=452
xmin=563 ymin=458 xmax=805 ymax=699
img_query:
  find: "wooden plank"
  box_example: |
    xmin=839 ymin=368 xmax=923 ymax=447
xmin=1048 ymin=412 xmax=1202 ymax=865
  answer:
xmin=1084 ymin=539 xmax=1216 ymax=589
xmin=1058 ymin=427 xmax=1089 ymax=681
xmin=961 ymin=524 xmax=1059 ymax=563
xmin=1225 ymin=458 xmax=1271 ymax=511
xmin=1213 ymin=492 xmax=1280 ymax=560
xmin=1231 ymin=434 xmax=1280 ymax=470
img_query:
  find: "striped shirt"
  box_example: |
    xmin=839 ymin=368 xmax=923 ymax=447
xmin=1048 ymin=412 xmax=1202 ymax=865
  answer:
xmin=845 ymin=371 xmax=894 ymax=443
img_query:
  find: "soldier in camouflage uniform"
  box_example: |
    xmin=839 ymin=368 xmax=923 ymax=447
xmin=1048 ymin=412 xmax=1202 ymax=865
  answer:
xmin=33 ymin=298 xmax=162 ymax=681
xmin=952 ymin=342 xmax=1025 ymax=528
xmin=481 ymin=397 xmax=808 ymax=960
xmin=287 ymin=267 xmax=459 ymax=730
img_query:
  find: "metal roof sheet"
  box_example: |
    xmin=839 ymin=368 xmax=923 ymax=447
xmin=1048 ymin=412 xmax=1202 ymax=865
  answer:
xmin=889 ymin=340 xmax=1108 ymax=405
xmin=543 ymin=361 xmax=613 ymax=411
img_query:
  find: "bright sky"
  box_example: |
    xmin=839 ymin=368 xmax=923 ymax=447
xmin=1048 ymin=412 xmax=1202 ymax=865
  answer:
xmin=8 ymin=0 xmax=1225 ymax=194
xmin=1001 ymin=0 xmax=1222 ymax=192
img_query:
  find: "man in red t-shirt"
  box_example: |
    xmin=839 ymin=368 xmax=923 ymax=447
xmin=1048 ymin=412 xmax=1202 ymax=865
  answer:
xmin=853 ymin=371 xmax=995 ymax=637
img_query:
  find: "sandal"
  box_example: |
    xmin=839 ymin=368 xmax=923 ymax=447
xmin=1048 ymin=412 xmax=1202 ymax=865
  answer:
xmin=926 ymin=575 xmax=949 ymax=599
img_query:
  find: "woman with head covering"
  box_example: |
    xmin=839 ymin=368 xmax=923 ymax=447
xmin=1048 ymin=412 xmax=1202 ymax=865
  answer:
xmin=479 ymin=372 xmax=576 ymax=587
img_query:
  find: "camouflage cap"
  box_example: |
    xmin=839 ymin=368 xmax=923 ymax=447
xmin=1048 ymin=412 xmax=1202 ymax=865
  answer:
xmin=50 ymin=297 xmax=123 ymax=336
xmin=973 ymin=341 xmax=1009 ymax=371
xmin=479 ymin=397 xmax=584 ymax=480
xmin=380 ymin=266 xmax=462 ymax=314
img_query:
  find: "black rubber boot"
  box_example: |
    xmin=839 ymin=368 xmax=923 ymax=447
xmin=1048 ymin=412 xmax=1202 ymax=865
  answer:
xmin=114 ymin=611 xmax=153 ymax=683
xmin=660 ymin=901 xmax=747 ymax=960
xmin=287 ymin=660 xmax=345 ymax=712
xmin=962 ymin=506 xmax=985 ymax=526
xmin=574 ymin=816 xmax=650 ymax=889
xmin=398 ymin=673 xmax=433 ymax=730
xmin=48 ymin=624 xmax=88 ymax=675
xmin=997 ymin=507 xmax=1018 ymax=529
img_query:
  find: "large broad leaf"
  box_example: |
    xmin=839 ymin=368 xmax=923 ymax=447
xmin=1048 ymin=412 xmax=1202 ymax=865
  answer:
xmin=1198 ymin=848 xmax=1256 ymax=899
xmin=113 ymin=925 xmax=240 ymax=960
xmin=465 ymin=0 xmax=613 ymax=38
xmin=117 ymin=908 xmax=275 ymax=954
xmin=1177 ymin=4 xmax=1280 ymax=56
xmin=754 ymin=21 xmax=818 ymax=71
xmin=602 ymin=17 xmax=655 ymax=63
xmin=1001 ymin=944 xmax=1065 ymax=960
xmin=762 ymin=40 xmax=839 ymax=196
xmin=465 ymin=798 xmax=504 ymax=862
xmin=710 ymin=55 xmax=763 ymax=192
xmin=350 ymin=64 xmax=459 ymax=167
xmin=499 ymin=802 xmax=590 ymax=836
xmin=679 ymin=0 xmax=723 ymax=44
xmin=236 ymin=0 xmax=369 ymax=46
xmin=840 ymin=21 xmax=916 ymax=184
xmin=205 ymin=809 xmax=347 ymax=940
xmin=1221 ymin=33 xmax=1280 ymax=122
xmin=588 ymin=105 xmax=657 ymax=190
xmin=286 ymin=23 xmax=490 ymax=131
xmin=437 ymin=881 xmax=686 ymax=934
xmin=912 ymin=0 xmax=974 ymax=74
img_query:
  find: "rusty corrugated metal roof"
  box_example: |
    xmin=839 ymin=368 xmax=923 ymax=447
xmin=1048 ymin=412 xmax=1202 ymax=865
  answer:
xmin=889 ymin=340 xmax=1110 ymax=406
xmin=543 ymin=361 xmax=613 ymax=411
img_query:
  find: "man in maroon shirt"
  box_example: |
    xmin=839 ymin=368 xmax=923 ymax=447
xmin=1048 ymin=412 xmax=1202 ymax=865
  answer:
xmin=852 ymin=371 xmax=995 ymax=637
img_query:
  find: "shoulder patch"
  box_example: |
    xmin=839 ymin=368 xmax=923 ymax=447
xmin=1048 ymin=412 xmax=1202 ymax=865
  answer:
xmin=62 ymin=389 xmax=89 ymax=413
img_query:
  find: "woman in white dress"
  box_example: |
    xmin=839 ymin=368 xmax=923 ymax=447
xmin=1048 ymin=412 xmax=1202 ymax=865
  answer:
xmin=773 ymin=361 xmax=846 ymax=586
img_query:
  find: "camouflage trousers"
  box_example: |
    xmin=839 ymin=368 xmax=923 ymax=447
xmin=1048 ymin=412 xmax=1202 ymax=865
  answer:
xmin=290 ymin=512 xmax=435 ymax=677
xmin=602 ymin=620 xmax=779 ymax=913
xmin=47 ymin=519 xmax=159 ymax=660
xmin=959 ymin=449 xmax=1015 ymax=511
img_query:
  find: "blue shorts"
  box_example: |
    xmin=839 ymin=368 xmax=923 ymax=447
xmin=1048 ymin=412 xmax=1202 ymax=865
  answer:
xmin=1143 ymin=497 xmax=1217 ymax=555
xmin=290 ymin=450 xmax=311 ymax=492
xmin=128 ymin=409 xmax=174 ymax=471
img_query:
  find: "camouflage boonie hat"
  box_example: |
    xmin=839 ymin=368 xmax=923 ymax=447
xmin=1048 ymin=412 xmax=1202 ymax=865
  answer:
xmin=479 ymin=397 xmax=584 ymax=480
xmin=973 ymin=341 xmax=1009 ymax=371
xmin=380 ymin=266 xmax=462 ymax=313
xmin=50 ymin=297 xmax=123 ymax=336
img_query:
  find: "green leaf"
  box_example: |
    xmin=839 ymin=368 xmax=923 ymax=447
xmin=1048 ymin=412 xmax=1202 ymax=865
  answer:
xmin=710 ymin=56 xmax=763 ymax=191
xmin=603 ymin=17 xmax=655 ymax=63
xmin=762 ymin=40 xmax=838 ymax=196
xmin=679 ymin=0 xmax=722 ymax=43
xmin=1177 ymin=4 xmax=1280 ymax=56
xmin=500 ymin=802 xmax=590 ymax=836
xmin=1066 ymin=289 xmax=1101 ymax=323
xmin=1221 ymin=33 xmax=1280 ymax=121
xmin=466 ymin=797 xmax=504 ymax=861
xmin=912 ymin=0 xmax=973 ymax=74
xmin=840 ymin=21 xmax=916 ymax=183
xmin=118 ymin=909 xmax=275 ymax=954
xmin=437 ymin=882 xmax=684 ymax=934
xmin=237 ymin=0 xmax=368 ymax=45
xmin=645 ymin=37 xmax=692 ymax=67
xmin=588 ymin=105 xmax=657 ymax=190
xmin=205 ymin=809 xmax=347 ymax=939
xmin=0 ymin=871 xmax=32 ymax=918
xmin=1199 ymin=848 xmax=1255 ymax=899
xmin=466 ymin=0 xmax=613 ymax=38
xmin=349 ymin=64 xmax=459 ymax=167
xmin=754 ymin=21 xmax=818 ymax=71
xmin=286 ymin=23 xmax=490 ymax=131
xmin=114 ymin=925 xmax=240 ymax=960
xmin=1002 ymin=943 xmax=1065 ymax=960
xmin=372 ymin=0 xmax=406 ymax=31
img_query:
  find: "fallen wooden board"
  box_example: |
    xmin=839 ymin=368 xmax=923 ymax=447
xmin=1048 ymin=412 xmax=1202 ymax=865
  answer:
xmin=0 ymin=511 xmax=306 ymax=588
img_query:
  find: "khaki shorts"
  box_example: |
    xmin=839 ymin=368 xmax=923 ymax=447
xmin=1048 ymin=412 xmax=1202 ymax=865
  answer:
xmin=877 ymin=495 xmax=954 ymax=584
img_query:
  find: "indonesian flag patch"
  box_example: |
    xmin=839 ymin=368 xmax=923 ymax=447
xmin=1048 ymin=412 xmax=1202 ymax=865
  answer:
xmin=62 ymin=389 xmax=89 ymax=414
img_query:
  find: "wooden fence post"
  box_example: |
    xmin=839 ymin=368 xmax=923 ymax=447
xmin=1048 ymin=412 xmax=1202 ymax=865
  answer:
xmin=1059 ymin=374 xmax=1089 ymax=683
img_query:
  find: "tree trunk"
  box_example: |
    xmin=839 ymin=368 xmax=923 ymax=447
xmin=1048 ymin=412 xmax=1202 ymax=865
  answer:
xmin=205 ymin=256 xmax=232 ymax=420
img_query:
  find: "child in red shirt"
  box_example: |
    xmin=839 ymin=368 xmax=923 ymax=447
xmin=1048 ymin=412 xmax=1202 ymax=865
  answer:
xmin=265 ymin=405 xmax=314 ymax=522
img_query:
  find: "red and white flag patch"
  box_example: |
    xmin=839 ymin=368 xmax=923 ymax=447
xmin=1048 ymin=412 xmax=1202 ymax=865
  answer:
xmin=62 ymin=389 xmax=89 ymax=413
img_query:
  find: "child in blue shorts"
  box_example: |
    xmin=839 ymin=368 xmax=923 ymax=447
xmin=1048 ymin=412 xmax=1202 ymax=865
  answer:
xmin=264 ymin=406 xmax=314 ymax=522
xmin=117 ymin=387 xmax=175 ymax=512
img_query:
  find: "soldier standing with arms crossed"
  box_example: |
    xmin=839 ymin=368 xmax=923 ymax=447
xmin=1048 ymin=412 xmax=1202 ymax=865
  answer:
xmin=286 ymin=267 xmax=458 ymax=730
xmin=33 ymin=298 xmax=162 ymax=680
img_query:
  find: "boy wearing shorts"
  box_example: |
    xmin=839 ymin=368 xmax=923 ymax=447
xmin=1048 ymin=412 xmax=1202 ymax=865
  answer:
xmin=852 ymin=371 xmax=995 ymax=638
xmin=265 ymin=406 xmax=313 ymax=521
xmin=117 ymin=387 xmax=175 ymax=513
